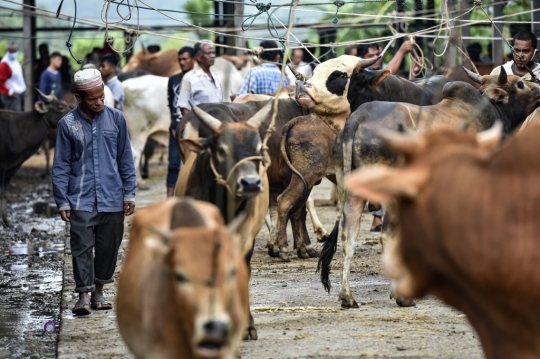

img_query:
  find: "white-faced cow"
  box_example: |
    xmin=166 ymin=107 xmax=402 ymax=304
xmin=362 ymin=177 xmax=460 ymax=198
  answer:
xmin=344 ymin=123 xmax=540 ymax=359
xmin=0 ymin=89 xmax=70 ymax=226
xmin=319 ymin=68 xmax=540 ymax=309
xmin=117 ymin=197 xmax=249 ymax=359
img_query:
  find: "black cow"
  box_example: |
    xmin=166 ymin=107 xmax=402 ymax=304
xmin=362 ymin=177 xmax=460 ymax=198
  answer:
xmin=0 ymin=89 xmax=70 ymax=226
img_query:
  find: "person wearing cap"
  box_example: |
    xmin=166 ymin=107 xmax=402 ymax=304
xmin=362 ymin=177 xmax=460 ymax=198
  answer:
xmin=52 ymin=68 xmax=136 ymax=315
xmin=39 ymin=51 xmax=63 ymax=100
xmin=99 ymin=54 xmax=125 ymax=111
xmin=81 ymin=63 xmax=115 ymax=108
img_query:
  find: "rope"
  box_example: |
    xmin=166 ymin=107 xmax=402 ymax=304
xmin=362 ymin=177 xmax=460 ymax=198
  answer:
xmin=332 ymin=0 xmax=346 ymax=24
xmin=242 ymin=2 xmax=272 ymax=31
xmin=209 ymin=155 xmax=265 ymax=195
xmin=101 ymin=0 xmax=140 ymax=55
xmin=55 ymin=0 xmax=82 ymax=64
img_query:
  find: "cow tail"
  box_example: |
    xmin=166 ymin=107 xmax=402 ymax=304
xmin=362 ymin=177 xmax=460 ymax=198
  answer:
xmin=280 ymin=119 xmax=309 ymax=219
xmin=317 ymin=220 xmax=339 ymax=293
xmin=317 ymin=117 xmax=361 ymax=293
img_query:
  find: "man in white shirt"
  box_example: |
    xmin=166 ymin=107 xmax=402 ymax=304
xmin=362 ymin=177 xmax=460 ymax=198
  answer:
xmin=286 ymin=48 xmax=313 ymax=85
xmin=491 ymin=31 xmax=540 ymax=80
xmin=1 ymin=43 xmax=26 ymax=111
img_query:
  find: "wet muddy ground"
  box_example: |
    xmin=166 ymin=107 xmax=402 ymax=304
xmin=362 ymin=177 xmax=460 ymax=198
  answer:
xmin=3 ymin=154 xmax=485 ymax=358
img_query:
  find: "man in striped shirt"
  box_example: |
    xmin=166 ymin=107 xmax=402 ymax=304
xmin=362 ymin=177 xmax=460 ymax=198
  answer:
xmin=237 ymin=40 xmax=288 ymax=96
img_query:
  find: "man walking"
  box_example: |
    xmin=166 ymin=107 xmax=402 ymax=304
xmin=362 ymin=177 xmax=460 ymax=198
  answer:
xmin=52 ymin=68 xmax=136 ymax=315
xmin=0 ymin=43 xmax=26 ymax=111
xmin=167 ymin=46 xmax=195 ymax=197
xmin=99 ymin=54 xmax=125 ymax=111
xmin=39 ymin=51 xmax=63 ymax=100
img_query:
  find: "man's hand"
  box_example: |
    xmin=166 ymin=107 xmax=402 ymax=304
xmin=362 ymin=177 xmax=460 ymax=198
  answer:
xmin=60 ymin=210 xmax=71 ymax=222
xmin=398 ymin=40 xmax=414 ymax=55
xmin=124 ymin=201 xmax=136 ymax=216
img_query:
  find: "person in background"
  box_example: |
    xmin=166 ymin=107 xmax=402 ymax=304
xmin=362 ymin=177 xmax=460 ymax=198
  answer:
xmin=177 ymin=41 xmax=223 ymax=118
xmin=39 ymin=52 xmax=63 ymax=100
xmin=166 ymin=46 xmax=195 ymax=197
xmin=52 ymin=68 xmax=136 ymax=315
xmin=344 ymin=45 xmax=357 ymax=56
xmin=285 ymin=47 xmax=313 ymax=85
xmin=0 ymin=43 xmax=26 ymax=111
xmin=34 ymin=42 xmax=50 ymax=89
xmin=0 ymin=61 xmax=12 ymax=109
xmin=357 ymin=40 xmax=414 ymax=75
xmin=491 ymin=31 xmax=540 ymax=79
xmin=99 ymin=54 xmax=125 ymax=111
xmin=236 ymin=40 xmax=288 ymax=96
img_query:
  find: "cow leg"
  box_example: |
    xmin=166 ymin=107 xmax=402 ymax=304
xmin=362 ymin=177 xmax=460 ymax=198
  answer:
xmin=305 ymin=193 xmax=328 ymax=242
xmin=0 ymin=173 xmax=10 ymax=227
xmin=43 ymin=138 xmax=51 ymax=177
xmin=266 ymin=191 xmax=279 ymax=258
xmin=243 ymin=248 xmax=258 ymax=340
xmin=381 ymin=203 xmax=416 ymax=307
xmin=291 ymin=204 xmax=319 ymax=259
xmin=338 ymin=194 xmax=366 ymax=308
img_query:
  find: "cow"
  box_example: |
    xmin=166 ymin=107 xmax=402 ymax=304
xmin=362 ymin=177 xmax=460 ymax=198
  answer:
xmin=271 ymin=57 xmax=451 ymax=260
xmin=318 ymin=68 xmax=540 ymax=309
xmin=0 ymin=89 xmax=70 ymax=227
xmin=343 ymin=123 xmax=540 ymax=359
xmin=175 ymin=101 xmax=272 ymax=340
xmin=117 ymin=197 xmax=249 ymax=359
xmin=123 ymin=48 xmax=244 ymax=101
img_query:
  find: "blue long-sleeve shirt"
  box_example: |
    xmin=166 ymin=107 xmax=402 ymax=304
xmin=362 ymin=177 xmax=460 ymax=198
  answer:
xmin=39 ymin=68 xmax=63 ymax=100
xmin=52 ymin=106 xmax=136 ymax=213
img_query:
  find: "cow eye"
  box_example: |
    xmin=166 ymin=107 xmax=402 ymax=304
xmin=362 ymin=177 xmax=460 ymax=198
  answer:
xmin=340 ymin=73 xmax=348 ymax=79
xmin=518 ymin=81 xmax=524 ymax=89
xmin=175 ymin=272 xmax=188 ymax=283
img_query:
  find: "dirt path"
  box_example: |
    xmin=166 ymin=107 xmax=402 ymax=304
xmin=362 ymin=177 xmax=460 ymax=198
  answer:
xmin=5 ymin=156 xmax=484 ymax=358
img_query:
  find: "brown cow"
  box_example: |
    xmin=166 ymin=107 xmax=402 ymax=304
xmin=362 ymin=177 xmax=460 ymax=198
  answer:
xmin=318 ymin=68 xmax=540 ymax=309
xmin=175 ymin=102 xmax=271 ymax=340
xmin=117 ymin=197 xmax=249 ymax=359
xmin=344 ymin=123 xmax=540 ymax=359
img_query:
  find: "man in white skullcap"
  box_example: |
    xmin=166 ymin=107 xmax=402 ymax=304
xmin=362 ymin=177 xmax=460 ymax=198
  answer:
xmin=52 ymin=68 xmax=136 ymax=315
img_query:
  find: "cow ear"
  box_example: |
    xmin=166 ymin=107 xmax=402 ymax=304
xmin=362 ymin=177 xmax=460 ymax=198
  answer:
xmin=35 ymin=101 xmax=48 ymax=114
xmin=179 ymin=138 xmax=205 ymax=153
xmin=371 ymin=70 xmax=392 ymax=87
xmin=344 ymin=165 xmax=429 ymax=203
xmin=484 ymin=88 xmax=509 ymax=104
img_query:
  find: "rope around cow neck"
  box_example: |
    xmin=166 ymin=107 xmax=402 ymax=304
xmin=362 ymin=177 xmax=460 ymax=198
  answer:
xmin=208 ymin=154 xmax=266 ymax=196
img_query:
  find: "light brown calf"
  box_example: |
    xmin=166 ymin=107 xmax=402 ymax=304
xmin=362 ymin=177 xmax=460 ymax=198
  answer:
xmin=117 ymin=198 xmax=249 ymax=359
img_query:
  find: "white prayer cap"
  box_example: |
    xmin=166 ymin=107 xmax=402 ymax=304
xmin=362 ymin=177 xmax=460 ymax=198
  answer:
xmin=74 ymin=69 xmax=103 ymax=91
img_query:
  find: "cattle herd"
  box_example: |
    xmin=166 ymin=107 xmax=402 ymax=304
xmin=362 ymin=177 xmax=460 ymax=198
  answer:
xmin=3 ymin=50 xmax=540 ymax=359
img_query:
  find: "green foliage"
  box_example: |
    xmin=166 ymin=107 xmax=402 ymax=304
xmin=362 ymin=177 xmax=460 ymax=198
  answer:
xmin=182 ymin=0 xmax=213 ymax=26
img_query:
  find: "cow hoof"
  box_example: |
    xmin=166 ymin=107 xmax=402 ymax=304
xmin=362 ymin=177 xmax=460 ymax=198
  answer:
xmin=141 ymin=172 xmax=149 ymax=180
xmin=307 ymin=247 xmax=319 ymax=258
xmin=395 ymin=297 xmax=416 ymax=307
xmin=278 ymin=252 xmax=291 ymax=262
xmin=243 ymin=326 xmax=258 ymax=340
xmin=297 ymin=250 xmax=310 ymax=259
xmin=340 ymin=299 xmax=359 ymax=309
xmin=315 ymin=228 xmax=327 ymax=242
xmin=267 ymin=246 xmax=280 ymax=258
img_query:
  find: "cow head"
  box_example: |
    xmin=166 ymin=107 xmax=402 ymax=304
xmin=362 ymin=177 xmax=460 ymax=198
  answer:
xmin=34 ymin=88 xmax=70 ymax=127
xmin=151 ymin=199 xmax=249 ymax=359
xmin=181 ymin=101 xmax=272 ymax=199
xmin=464 ymin=67 xmax=540 ymax=130
xmin=295 ymin=55 xmax=381 ymax=118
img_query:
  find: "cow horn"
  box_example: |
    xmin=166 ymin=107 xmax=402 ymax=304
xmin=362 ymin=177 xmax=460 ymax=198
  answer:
xmin=476 ymin=120 xmax=503 ymax=149
xmin=375 ymin=127 xmax=425 ymax=157
xmin=498 ymin=66 xmax=508 ymax=85
xmin=288 ymin=63 xmax=305 ymax=83
xmin=356 ymin=55 xmax=381 ymax=70
xmin=190 ymin=101 xmax=222 ymax=133
xmin=246 ymin=99 xmax=273 ymax=130
xmin=140 ymin=41 xmax=147 ymax=54
xmin=462 ymin=67 xmax=482 ymax=84
xmin=35 ymin=87 xmax=54 ymax=103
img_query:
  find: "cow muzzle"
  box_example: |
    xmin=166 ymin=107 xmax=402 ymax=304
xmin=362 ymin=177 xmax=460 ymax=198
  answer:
xmin=236 ymin=176 xmax=262 ymax=198
xmin=295 ymin=81 xmax=316 ymax=108
xmin=195 ymin=320 xmax=230 ymax=359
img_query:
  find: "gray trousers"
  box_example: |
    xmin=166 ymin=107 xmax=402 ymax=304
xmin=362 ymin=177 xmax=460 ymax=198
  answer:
xmin=70 ymin=205 xmax=124 ymax=293
xmin=0 ymin=93 xmax=22 ymax=111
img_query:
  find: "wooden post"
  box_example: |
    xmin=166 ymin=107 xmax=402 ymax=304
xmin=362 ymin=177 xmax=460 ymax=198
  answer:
xmin=23 ymin=0 xmax=36 ymax=111
xmin=460 ymin=0 xmax=471 ymax=64
xmin=234 ymin=2 xmax=245 ymax=55
xmin=444 ymin=0 xmax=457 ymax=68
xmin=491 ymin=1 xmax=504 ymax=65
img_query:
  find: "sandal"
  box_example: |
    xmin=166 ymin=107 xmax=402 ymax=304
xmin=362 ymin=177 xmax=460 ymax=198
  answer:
xmin=91 ymin=294 xmax=113 ymax=310
xmin=370 ymin=224 xmax=383 ymax=232
xmin=72 ymin=298 xmax=92 ymax=315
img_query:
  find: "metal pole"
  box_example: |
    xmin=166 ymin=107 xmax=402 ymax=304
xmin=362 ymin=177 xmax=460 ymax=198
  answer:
xmin=491 ymin=1 xmax=504 ymax=65
xmin=23 ymin=0 xmax=36 ymax=111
